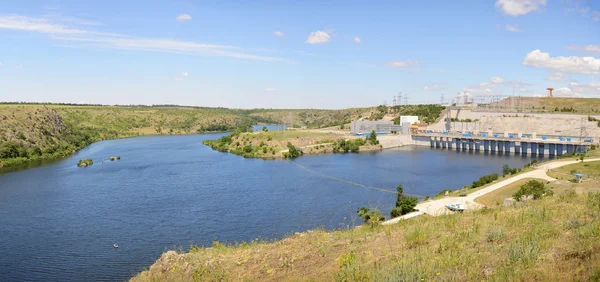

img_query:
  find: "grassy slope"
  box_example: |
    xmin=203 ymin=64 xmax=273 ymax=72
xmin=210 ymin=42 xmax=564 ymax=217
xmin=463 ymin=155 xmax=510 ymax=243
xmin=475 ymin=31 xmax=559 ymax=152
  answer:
xmin=492 ymin=97 xmax=600 ymax=114
xmin=132 ymin=192 xmax=600 ymax=281
xmin=0 ymin=104 xmax=371 ymax=167
xmin=474 ymin=178 xmax=537 ymax=207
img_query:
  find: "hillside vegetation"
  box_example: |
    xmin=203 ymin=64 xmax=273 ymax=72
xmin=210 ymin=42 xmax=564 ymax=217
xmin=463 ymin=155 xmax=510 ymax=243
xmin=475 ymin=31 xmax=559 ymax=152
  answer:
xmin=0 ymin=104 xmax=371 ymax=168
xmin=367 ymin=104 xmax=446 ymax=124
xmin=203 ymin=129 xmax=382 ymax=159
xmin=490 ymin=97 xmax=600 ymax=114
xmin=132 ymin=192 xmax=600 ymax=281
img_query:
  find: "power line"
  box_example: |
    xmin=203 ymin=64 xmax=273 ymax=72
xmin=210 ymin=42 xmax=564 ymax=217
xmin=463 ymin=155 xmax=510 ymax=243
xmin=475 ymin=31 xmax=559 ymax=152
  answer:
xmin=288 ymin=160 xmax=426 ymax=198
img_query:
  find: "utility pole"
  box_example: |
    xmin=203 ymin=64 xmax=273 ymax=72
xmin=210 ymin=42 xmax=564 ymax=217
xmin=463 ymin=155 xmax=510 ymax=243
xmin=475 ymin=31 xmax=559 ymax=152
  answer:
xmin=404 ymin=94 xmax=409 ymax=106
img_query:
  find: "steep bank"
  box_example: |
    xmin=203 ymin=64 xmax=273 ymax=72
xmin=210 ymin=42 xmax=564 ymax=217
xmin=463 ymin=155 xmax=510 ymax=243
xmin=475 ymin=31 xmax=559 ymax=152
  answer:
xmin=131 ymin=192 xmax=600 ymax=281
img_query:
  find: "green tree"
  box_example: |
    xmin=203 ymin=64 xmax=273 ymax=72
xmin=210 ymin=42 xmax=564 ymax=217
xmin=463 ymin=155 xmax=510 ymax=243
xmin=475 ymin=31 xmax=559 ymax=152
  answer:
xmin=367 ymin=130 xmax=379 ymax=145
xmin=513 ymin=180 xmax=553 ymax=201
xmin=286 ymin=142 xmax=302 ymax=158
xmin=391 ymin=185 xmax=418 ymax=218
xmin=262 ymin=126 xmax=268 ymax=132
xmin=502 ymin=164 xmax=511 ymax=177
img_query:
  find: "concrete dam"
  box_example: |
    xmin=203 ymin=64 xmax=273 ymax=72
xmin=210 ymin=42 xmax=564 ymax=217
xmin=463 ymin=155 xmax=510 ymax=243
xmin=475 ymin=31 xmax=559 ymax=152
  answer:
xmin=412 ymin=134 xmax=590 ymax=157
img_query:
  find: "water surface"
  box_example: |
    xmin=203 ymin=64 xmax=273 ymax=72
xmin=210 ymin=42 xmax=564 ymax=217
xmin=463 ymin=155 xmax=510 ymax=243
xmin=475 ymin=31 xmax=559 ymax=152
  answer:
xmin=0 ymin=134 xmax=533 ymax=281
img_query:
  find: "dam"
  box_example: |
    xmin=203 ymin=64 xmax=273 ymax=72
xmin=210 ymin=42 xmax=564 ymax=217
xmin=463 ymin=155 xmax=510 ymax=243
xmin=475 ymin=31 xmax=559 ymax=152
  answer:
xmin=412 ymin=133 xmax=591 ymax=156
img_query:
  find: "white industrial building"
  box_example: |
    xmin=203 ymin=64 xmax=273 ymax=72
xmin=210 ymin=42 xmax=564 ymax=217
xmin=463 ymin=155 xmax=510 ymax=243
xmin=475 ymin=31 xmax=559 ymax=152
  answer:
xmin=350 ymin=116 xmax=419 ymax=134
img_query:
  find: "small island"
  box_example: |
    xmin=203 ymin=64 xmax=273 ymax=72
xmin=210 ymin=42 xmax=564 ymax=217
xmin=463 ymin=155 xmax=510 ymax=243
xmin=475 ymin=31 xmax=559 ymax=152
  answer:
xmin=77 ymin=158 xmax=93 ymax=167
xmin=109 ymin=156 xmax=121 ymax=161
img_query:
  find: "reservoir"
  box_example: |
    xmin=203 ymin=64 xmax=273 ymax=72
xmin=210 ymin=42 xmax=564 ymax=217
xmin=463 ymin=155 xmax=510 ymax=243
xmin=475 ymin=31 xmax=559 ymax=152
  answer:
xmin=0 ymin=133 xmax=534 ymax=281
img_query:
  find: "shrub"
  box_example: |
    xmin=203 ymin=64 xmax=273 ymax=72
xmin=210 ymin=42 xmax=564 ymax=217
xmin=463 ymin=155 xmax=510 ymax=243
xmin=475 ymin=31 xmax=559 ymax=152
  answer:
xmin=77 ymin=158 xmax=93 ymax=167
xmin=390 ymin=185 xmax=418 ymax=218
xmin=513 ymin=180 xmax=553 ymax=201
xmin=357 ymin=207 xmax=385 ymax=223
xmin=286 ymin=142 xmax=302 ymax=158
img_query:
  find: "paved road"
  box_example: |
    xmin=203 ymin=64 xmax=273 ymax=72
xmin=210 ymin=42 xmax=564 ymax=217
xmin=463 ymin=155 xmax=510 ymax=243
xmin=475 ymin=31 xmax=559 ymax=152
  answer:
xmin=383 ymin=158 xmax=600 ymax=225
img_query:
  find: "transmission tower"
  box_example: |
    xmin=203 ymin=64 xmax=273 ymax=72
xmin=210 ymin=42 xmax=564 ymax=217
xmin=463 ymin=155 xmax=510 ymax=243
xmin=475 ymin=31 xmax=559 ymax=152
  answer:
xmin=392 ymin=96 xmax=397 ymax=107
xmin=398 ymin=92 xmax=403 ymax=106
xmin=440 ymin=94 xmax=444 ymax=106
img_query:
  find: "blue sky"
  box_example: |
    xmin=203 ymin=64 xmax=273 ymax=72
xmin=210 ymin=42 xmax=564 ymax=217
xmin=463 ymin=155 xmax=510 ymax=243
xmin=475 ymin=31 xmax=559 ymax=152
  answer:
xmin=0 ymin=0 xmax=599 ymax=108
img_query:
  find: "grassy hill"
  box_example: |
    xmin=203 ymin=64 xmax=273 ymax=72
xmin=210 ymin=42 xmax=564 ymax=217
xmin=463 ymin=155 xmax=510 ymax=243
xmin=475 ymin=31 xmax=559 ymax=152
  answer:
xmin=0 ymin=104 xmax=373 ymax=168
xmin=489 ymin=97 xmax=600 ymax=114
xmin=131 ymin=191 xmax=600 ymax=281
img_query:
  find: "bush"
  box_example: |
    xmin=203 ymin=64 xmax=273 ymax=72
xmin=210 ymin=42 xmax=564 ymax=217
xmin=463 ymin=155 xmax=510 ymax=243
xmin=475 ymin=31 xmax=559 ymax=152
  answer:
xmin=390 ymin=185 xmax=418 ymax=218
xmin=286 ymin=142 xmax=302 ymax=159
xmin=77 ymin=158 xmax=93 ymax=167
xmin=471 ymin=173 xmax=499 ymax=189
xmin=367 ymin=130 xmax=379 ymax=145
xmin=357 ymin=207 xmax=385 ymax=223
xmin=436 ymin=189 xmax=453 ymax=197
xmin=513 ymin=180 xmax=553 ymax=201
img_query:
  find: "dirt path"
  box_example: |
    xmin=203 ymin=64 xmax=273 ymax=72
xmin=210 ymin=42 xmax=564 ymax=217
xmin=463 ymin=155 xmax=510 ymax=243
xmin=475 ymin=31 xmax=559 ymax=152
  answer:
xmin=383 ymin=158 xmax=600 ymax=225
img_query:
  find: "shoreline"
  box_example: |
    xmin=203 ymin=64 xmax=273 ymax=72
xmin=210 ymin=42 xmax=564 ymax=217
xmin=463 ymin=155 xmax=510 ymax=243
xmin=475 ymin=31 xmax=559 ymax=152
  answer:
xmin=0 ymin=131 xmax=229 ymax=173
xmin=382 ymin=157 xmax=600 ymax=225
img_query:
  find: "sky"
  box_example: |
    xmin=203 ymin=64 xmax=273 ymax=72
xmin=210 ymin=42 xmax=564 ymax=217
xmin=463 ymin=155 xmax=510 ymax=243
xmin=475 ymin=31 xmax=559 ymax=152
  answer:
xmin=0 ymin=0 xmax=599 ymax=109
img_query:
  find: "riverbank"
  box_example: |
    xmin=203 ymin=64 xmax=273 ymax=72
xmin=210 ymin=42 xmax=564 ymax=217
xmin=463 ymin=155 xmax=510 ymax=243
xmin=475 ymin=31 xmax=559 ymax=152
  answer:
xmin=131 ymin=190 xmax=600 ymax=281
xmin=384 ymin=158 xmax=600 ymax=225
xmin=0 ymin=104 xmax=373 ymax=169
xmin=202 ymin=128 xmax=413 ymax=159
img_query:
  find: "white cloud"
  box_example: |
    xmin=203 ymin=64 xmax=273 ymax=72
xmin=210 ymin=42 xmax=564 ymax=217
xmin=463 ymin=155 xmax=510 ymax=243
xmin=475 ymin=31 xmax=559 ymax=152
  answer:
xmin=353 ymin=36 xmax=361 ymax=44
xmin=491 ymin=76 xmax=505 ymax=83
xmin=546 ymin=72 xmax=564 ymax=81
xmin=0 ymin=15 xmax=100 ymax=35
xmin=42 ymin=5 xmax=59 ymax=10
xmin=495 ymin=0 xmax=547 ymax=16
xmin=568 ymin=4 xmax=600 ymax=22
xmin=505 ymin=24 xmax=520 ymax=32
xmin=176 ymin=14 xmax=192 ymax=22
xmin=523 ymin=49 xmax=600 ymax=74
xmin=569 ymin=81 xmax=600 ymax=95
xmin=424 ymin=84 xmax=441 ymax=91
xmin=552 ymin=87 xmax=581 ymax=97
xmin=264 ymin=88 xmax=277 ymax=92
xmin=566 ymin=45 xmax=600 ymax=54
xmin=0 ymin=15 xmax=291 ymax=63
xmin=273 ymin=31 xmax=284 ymax=37
xmin=519 ymin=87 xmax=534 ymax=93
xmin=306 ymin=30 xmax=330 ymax=44
xmin=386 ymin=60 xmax=420 ymax=68
xmin=174 ymin=72 xmax=189 ymax=81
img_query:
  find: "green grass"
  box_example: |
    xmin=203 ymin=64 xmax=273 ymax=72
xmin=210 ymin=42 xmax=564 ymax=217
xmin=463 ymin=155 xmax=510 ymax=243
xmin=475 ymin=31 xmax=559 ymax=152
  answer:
xmin=0 ymin=104 xmax=368 ymax=168
xmin=548 ymin=160 xmax=600 ymax=181
xmin=474 ymin=178 xmax=541 ymax=207
xmin=131 ymin=192 xmax=600 ymax=282
xmin=492 ymin=97 xmax=600 ymax=114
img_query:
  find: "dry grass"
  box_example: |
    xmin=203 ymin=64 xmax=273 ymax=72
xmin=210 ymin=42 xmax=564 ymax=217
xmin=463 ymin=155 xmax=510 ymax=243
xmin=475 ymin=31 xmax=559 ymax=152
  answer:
xmin=131 ymin=193 xmax=600 ymax=282
xmin=474 ymin=178 xmax=543 ymax=207
xmin=491 ymin=97 xmax=600 ymax=114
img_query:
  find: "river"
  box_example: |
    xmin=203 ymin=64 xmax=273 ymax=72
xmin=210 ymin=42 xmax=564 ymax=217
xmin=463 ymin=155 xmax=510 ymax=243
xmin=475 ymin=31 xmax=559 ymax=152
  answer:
xmin=0 ymin=133 xmax=535 ymax=281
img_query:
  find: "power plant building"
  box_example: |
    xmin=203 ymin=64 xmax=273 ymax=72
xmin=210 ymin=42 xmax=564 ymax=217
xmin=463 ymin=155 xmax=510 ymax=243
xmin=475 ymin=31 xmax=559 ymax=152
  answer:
xmin=350 ymin=120 xmax=402 ymax=134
